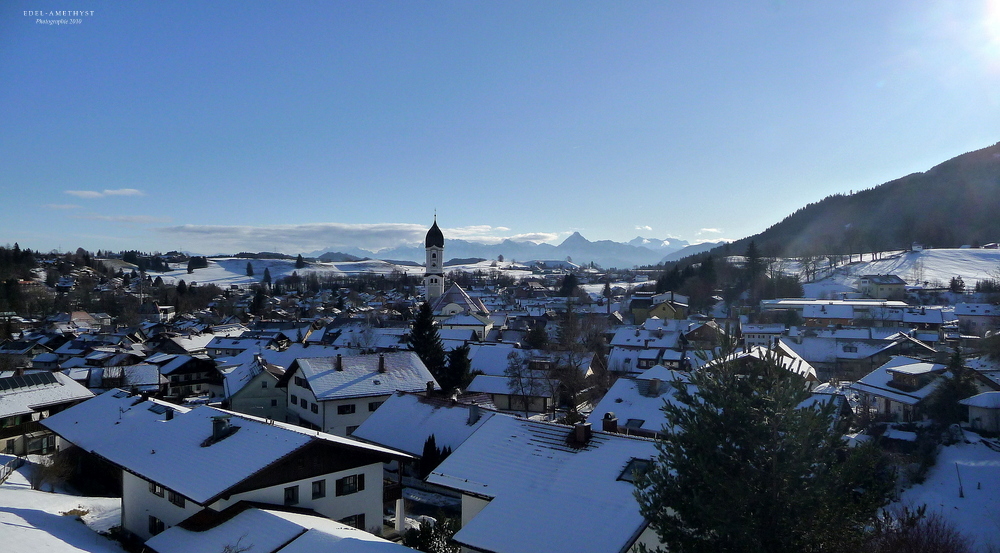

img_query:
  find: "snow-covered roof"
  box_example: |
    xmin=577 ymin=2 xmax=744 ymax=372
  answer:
xmin=586 ymin=374 xmax=691 ymax=434
xmin=352 ymin=392 xmax=496 ymax=456
xmin=145 ymin=504 xmax=409 ymax=553
xmin=425 ymin=416 xmax=658 ymax=553
xmin=960 ymin=391 xmax=1000 ymax=409
xmin=466 ymin=342 xmax=517 ymax=376
xmin=849 ymin=356 xmax=948 ymax=406
xmin=467 ymin=374 xmax=553 ymax=397
xmin=292 ymin=351 xmax=438 ymax=401
xmin=0 ymin=371 xmax=94 ymax=418
xmin=42 ymin=390 xmax=405 ymax=505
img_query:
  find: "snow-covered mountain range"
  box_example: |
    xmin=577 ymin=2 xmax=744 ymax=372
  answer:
xmin=309 ymin=233 xmax=706 ymax=269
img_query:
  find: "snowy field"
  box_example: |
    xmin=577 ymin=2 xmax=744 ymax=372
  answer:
xmin=135 ymin=258 xmax=533 ymax=287
xmin=0 ymin=456 xmax=123 ymax=553
xmin=796 ymin=248 xmax=1000 ymax=298
xmin=896 ymin=433 xmax=1000 ymax=551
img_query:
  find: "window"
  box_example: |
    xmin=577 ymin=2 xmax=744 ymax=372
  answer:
xmin=843 ymin=345 xmax=858 ymax=353
xmin=271 ymin=399 xmax=278 ymax=407
xmin=284 ymin=485 xmax=299 ymax=505
xmin=170 ymin=375 xmax=179 ymax=383
xmin=337 ymin=404 xmax=356 ymax=415
xmin=311 ymin=479 xmax=326 ymax=499
xmin=168 ymin=490 xmax=185 ymax=508
xmin=294 ymin=376 xmax=304 ymax=386
xmin=618 ymin=458 xmax=652 ymax=483
xmin=624 ymin=419 xmax=645 ymax=429
xmin=339 ymin=513 xmax=366 ymax=530
xmin=148 ymin=516 xmax=165 ymax=536
xmin=300 ymin=398 xmax=307 ymax=409
xmin=261 ymin=380 xmax=268 ymax=389
xmin=336 ymin=474 xmax=365 ymax=496
xmin=368 ymin=401 xmax=383 ymax=412
xmin=346 ymin=425 xmax=359 ymax=435
xmin=291 ymin=394 xmax=298 ymax=404
xmin=149 ymin=482 xmax=164 ymax=497
xmin=311 ymin=403 xmax=318 ymax=414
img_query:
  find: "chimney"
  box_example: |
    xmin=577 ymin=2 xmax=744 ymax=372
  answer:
xmin=378 ymin=353 xmax=386 ymax=373
xmin=165 ymin=408 xmax=174 ymax=421
xmin=426 ymin=381 xmax=435 ymax=394
xmin=468 ymin=404 xmax=481 ymax=425
xmin=573 ymin=422 xmax=592 ymax=445
xmin=211 ymin=415 xmax=231 ymax=441
xmin=648 ymin=378 xmax=662 ymax=396
xmin=336 ymin=354 xmax=343 ymax=371
xmin=602 ymin=412 xmax=618 ymax=433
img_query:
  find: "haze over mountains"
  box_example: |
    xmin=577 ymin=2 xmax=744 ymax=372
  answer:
xmin=309 ymin=233 xmax=711 ymax=269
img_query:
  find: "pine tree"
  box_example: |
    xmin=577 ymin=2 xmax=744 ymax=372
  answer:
xmin=246 ymin=262 xmax=254 ymax=277
xmin=558 ymin=273 xmax=579 ymax=297
xmin=635 ymin=348 xmax=893 ymax=553
xmin=295 ymin=254 xmax=306 ymax=269
xmin=408 ymin=302 xmax=446 ymax=384
xmin=926 ymin=348 xmax=979 ymax=426
xmin=446 ymin=344 xmax=472 ymax=391
xmin=262 ymin=267 xmax=272 ymax=286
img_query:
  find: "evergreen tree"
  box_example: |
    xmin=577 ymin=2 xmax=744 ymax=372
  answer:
xmin=558 ymin=273 xmax=579 ymax=297
xmin=524 ymin=323 xmax=549 ymax=350
xmin=635 ymin=349 xmax=893 ymax=553
xmin=262 ymin=267 xmax=272 ymax=286
xmin=420 ymin=434 xmax=440 ymax=479
xmin=176 ymin=280 xmax=187 ymax=295
xmin=246 ymin=262 xmax=254 ymax=277
xmin=408 ymin=302 xmax=447 ymax=384
xmin=445 ymin=344 xmax=472 ymax=391
xmin=295 ymin=254 xmax=306 ymax=269
xmin=926 ymin=348 xmax=979 ymax=426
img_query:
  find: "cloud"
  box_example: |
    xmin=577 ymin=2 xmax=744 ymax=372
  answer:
xmin=156 ymin=222 xmax=563 ymax=253
xmin=75 ymin=214 xmax=171 ymax=224
xmin=635 ymin=225 xmax=653 ymax=232
xmin=65 ymin=190 xmax=103 ymax=198
xmin=43 ymin=204 xmax=81 ymax=210
xmin=65 ymin=188 xmax=145 ymax=198
xmin=698 ymin=228 xmax=722 ymax=234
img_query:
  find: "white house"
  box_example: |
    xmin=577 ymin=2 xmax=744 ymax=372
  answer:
xmin=42 ymin=390 xmax=410 ymax=543
xmin=280 ymin=351 xmax=439 ymax=437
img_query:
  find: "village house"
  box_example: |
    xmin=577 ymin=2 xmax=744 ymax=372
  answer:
xmin=42 ymin=390 xmax=410 ymax=543
xmin=858 ymin=274 xmax=907 ymax=300
xmin=850 ymin=356 xmax=998 ymax=422
xmin=279 ymin=351 xmax=439 ymax=437
xmin=143 ymin=503 xmax=412 ymax=553
xmin=425 ymin=415 xmax=662 ymax=553
xmin=0 ymin=371 xmax=93 ymax=455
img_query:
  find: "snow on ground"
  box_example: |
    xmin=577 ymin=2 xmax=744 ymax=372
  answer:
xmin=148 ymin=258 xmax=533 ymax=287
xmin=0 ymin=457 xmax=123 ymax=553
xmin=800 ymin=248 xmax=1000 ymax=298
xmin=896 ymin=433 xmax=1000 ymax=551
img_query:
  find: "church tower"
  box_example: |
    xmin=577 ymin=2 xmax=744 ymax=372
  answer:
xmin=424 ymin=216 xmax=445 ymax=302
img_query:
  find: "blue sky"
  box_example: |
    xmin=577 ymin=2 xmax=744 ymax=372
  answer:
xmin=2 ymin=1 xmax=999 ymax=255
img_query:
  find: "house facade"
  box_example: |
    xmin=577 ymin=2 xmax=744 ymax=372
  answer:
xmin=280 ymin=351 xmax=439 ymax=437
xmin=42 ymin=390 xmax=408 ymax=543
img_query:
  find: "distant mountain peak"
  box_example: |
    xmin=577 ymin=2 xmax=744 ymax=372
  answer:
xmin=560 ymin=232 xmax=590 ymax=246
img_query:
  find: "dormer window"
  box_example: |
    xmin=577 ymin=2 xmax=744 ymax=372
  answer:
xmin=618 ymin=458 xmax=652 ymax=483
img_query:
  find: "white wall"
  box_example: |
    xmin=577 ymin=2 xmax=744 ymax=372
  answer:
xmin=214 ymin=462 xmax=384 ymax=531
xmin=122 ymin=472 xmax=202 ymax=542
